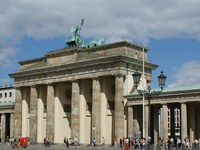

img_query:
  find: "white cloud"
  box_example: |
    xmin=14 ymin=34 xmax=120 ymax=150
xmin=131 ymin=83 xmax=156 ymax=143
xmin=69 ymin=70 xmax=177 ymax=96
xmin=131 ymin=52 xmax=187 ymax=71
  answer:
xmin=0 ymin=78 xmax=11 ymax=85
xmin=168 ymin=61 xmax=200 ymax=87
xmin=1 ymin=0 xmax=200 ymax=86
xmin=1 ymin=0 xmax=200 ymax=42
xmin=0 ymin=38 xmax=19 ymax=67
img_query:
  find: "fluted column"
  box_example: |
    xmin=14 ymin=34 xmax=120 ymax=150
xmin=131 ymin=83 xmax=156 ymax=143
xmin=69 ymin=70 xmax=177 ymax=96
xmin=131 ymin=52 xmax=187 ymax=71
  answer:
xmin=114 ymin=75 xmax=124 ymax=139
xmin=71 ymin=80 xmax=80 ymax=139
xmin=162 ymin=104 xmax=168 ymax=144
xmin=100 ymin=80 xmax=107 ymax=144
xmin=46 ymin=84 xmax=55 ymax=142
xmin=1 ymin=113 xmax=6 ymax=142
xmin=10 ymin=113 xmax=15 ymax=138
xmin=22 ymin=88 xmax=28 ymax=137
xmin=181 ymin=102 xmax=187 ymax=142
xmin=128 ymin=106 xmax=133 ymax=137
xmin=14 ymin=88 xmax=22 ymax=137
xmin=92 ymin=78 xmax=101 ymax=144
xmin=170 ymin=107 xmax=175 ymax=139
xmin=29 ymin=86 xmax=38 ymax=141
xmin=153 ymin=107 xmax=159 ymax=145
xmin=188 ymin=105 xmax=195 ymax=144
xmin=37 ymin=86 xmax=44 ymax=143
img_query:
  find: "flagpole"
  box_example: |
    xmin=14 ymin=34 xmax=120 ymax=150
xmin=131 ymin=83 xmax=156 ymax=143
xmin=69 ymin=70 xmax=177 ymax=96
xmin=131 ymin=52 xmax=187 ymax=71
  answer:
xmin=142 ymin=47 xmax=145 ymax=139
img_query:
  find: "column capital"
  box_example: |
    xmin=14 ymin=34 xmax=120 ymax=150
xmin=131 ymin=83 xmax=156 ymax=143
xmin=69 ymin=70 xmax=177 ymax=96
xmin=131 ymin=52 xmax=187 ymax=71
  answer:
xmin=180 ymin=101 xmax=187 ymax=104
xmin=92 ymin=76 xmax=100 ymax=80
xmin=45 ymin=81 xmax=56 ymax=85
xmin=72 ymin=79 xmax=80 ymax=83
xmin=128 ymin=106 xmax=133 ymax=112
xmin=30 ymin=85 xmax=37 ymax=88
xmin=15 ymin=86 xmax=22 ymax=90
xmin=114 ymin=74 xmax=126 ymax=78
xmin=161 ymin=102 xmax=168 ymax=106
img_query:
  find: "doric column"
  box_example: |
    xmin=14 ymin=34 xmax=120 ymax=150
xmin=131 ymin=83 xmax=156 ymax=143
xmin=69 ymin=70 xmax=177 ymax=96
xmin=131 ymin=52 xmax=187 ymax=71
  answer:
xmin=114 ymin=75 xmax=124 ymax=139
xmin=153 ymin=107 xmax=159 ymax=145
xmin=100 ymin=79 xmax=107 ymax=144
xmin=1 ymin=113 xmax=6 ymax=142
xmin=133 ymin=106 xmax=140 ymax=137
xmin=92 ymin=78 xmax=101 ymax=144
xmin=181 ymin=102 xmax=187 ymax=142
xmin=79 ymin=81 xmax=85 ymax=143
xmin=22 ymin=88 xmax=28 ymax=137
xmin=128 ymin=106 xmax=133 ymax=137
xmin=29 ymin=86 xmax=38 ymax=141
xmin=14 ymin=88 xmax=22 ymax=137
xmin=170 ymin=107 xmax=175 ymax=139
xmin=10 ymin=113 xmax=15 ymax=138
xmin=37 ymin=86 xmax=44 ymax=143
xmin=162 ymin=104 xmax=168 ymax=144
xmin=71 ymin=80 xmax=80 ymax=139
xmin=188 ymin=105 xmax=195 ymax=144
xmin=46 ymin=84 xmax=55 ymax=142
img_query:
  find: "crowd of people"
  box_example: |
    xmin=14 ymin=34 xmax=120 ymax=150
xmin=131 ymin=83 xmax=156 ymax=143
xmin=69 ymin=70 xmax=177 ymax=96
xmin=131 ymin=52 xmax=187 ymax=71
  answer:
xmin=110 ymin=135 xmax=200 ymax=150
xmin=43 ymin=137 xmax=50 ymax=147
xmin=162 ymin=135 xmax=197 ymax=150
xmin=5 ymin=136 xmax=29 ymax=149
xmin=63 ymin=136 xmax=78 ymax=149
xmin=4 ymin=134 xmax=200 ymax=149
xmin=115 ymin=137 xmax=147 ymax=150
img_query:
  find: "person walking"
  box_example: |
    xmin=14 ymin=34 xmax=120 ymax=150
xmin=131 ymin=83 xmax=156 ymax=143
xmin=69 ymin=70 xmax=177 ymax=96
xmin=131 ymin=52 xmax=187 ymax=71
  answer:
xmin=93 ymin=138 xmax=96 ymax=148
xmin=124 ymin=138 xmax=129 ymax=150
xmin=114 ymin=136 xmax=117 ymax=147
xmin=6 ymin=136 xmax=10 ymax=147
xmin=66 ymin=138 xmax=69 ymax=148
xmin=64 ymin=137 xmax=69 ymax=148
xmin=74 ymin=136 xmax=78 ymax=149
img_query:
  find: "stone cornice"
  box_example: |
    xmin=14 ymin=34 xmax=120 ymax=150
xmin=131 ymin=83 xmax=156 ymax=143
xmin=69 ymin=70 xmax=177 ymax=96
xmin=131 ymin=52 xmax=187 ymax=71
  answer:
xmin=18 ymin=57 xmax=46 ymax=65
xmin=10 ymin=55 xmax=157 ymax=78
xmin=0 ymin=105 xmax=15 ymax=112
xmin=126 ymin=89 xmax=200 ymax=106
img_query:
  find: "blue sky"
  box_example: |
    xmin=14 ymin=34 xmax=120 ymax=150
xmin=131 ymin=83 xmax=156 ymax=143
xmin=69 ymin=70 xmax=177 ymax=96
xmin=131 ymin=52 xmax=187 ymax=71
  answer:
xmin=0 ymin=0 xmax=200 ymax=88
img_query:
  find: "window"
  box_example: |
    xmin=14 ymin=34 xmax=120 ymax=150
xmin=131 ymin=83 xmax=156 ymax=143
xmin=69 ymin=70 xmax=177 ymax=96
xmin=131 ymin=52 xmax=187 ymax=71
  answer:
xmin=9 ymin=92 xmax=12 ymax=97
xmin=0 ymin=93 xmax=2 ymax=98
xmin=4 ymin=93 xmax=7 ymax=98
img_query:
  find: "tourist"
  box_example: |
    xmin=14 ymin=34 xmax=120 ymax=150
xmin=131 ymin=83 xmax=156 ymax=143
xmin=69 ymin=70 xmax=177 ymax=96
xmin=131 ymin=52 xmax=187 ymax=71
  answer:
xmin=74 ymin=136 xmax=78 ymax=149
xmin=102 ymin=137 xmax=106 ymax=148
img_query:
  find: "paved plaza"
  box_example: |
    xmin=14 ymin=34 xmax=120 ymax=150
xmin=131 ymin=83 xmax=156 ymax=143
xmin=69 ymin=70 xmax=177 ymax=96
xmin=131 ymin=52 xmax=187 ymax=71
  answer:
xmin=0 ymin=143 xmax=126 ymax=150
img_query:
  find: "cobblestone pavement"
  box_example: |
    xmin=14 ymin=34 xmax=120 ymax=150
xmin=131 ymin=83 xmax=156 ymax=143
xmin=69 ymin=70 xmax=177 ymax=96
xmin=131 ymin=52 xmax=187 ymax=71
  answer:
xmin=0 ymin=143 xmax=127 ymax=150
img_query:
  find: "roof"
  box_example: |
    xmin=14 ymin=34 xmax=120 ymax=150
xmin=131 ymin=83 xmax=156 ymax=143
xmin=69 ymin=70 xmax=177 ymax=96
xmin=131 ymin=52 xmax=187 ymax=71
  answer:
xmin=126 ymin=85 xmax=200 ymax=97
xmin=0 ymin=102 xmax=15 ymax=106
xmin=0 ymin=85 xmax=13 ymax=90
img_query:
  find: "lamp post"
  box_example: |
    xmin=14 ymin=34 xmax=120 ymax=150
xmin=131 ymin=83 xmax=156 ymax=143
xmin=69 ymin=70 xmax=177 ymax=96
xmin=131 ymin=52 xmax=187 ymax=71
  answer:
xmin=132 ymin=71 xmax=167 ymax=149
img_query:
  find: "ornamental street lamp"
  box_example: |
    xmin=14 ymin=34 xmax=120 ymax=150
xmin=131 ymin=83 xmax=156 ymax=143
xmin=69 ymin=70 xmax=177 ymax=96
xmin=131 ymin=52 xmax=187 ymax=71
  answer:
xmin=132 ymin=71 xmax=167 ymax=149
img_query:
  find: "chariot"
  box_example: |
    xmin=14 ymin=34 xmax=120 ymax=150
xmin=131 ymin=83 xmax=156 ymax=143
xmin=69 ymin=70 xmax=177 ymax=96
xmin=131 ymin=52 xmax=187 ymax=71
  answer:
xmin=65 ymin=19 xmax=104 ymax=48
xmin=65 ymin=26 xmax=84 ymax=47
